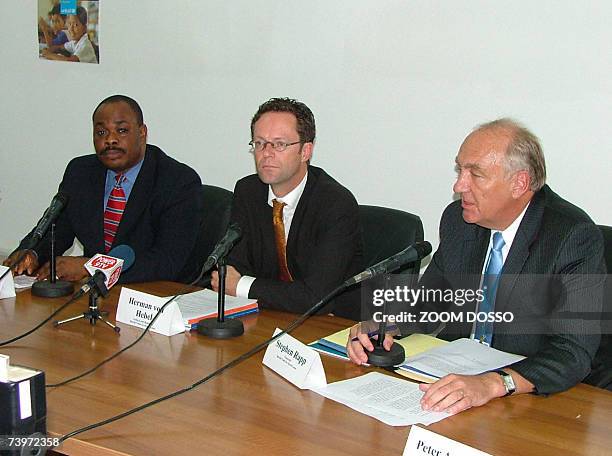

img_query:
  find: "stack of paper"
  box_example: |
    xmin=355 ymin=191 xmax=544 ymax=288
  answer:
xmin=310 ymin=329 xmax=447 ymax=381
xmin=397 ymin=338 xmax=526 ymax=381
xmin=175 ymin=289 xmax=258 ymax=330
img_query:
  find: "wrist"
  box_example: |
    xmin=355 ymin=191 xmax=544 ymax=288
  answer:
xmin=483 ymin=371 xmax=508 ymax=399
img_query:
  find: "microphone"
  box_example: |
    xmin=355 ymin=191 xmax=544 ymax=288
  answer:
xmin=78 ymin=245 xmax=136 ymax=298
xmin=201 ymin=222 xmax=242 ymax=272
xmin=22 ymin=191 xmax=69 ymax=250
xmin=344 ymin=241 xmax=432 ymax=286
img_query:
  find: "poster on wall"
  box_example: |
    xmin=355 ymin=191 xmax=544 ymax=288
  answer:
xmin=38 ymin=0 xmax=99 ymax=64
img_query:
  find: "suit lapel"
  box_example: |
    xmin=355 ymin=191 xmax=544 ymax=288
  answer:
xmin=286 ymin=168 xmax=317 ymax=260
xmin=91 ymin=161 xmax=108 ymax=254
xmin=496 ymin=187 xmax=546 ymax=309
xmin=463 ymin=228 xmax=489 ymax=274
xmin=461 ymin=225 xmax=489 ymax=296
xmin=113 ymin=147 xmax=155 ymax=248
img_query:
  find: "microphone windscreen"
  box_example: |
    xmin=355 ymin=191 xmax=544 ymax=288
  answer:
xmin=413 ymin=241 xmax=433 ymax=260
xmin=56 ymin=190 xmax=70 ymax=207
xmin=107 ymin=245 xmax=136 ymax=271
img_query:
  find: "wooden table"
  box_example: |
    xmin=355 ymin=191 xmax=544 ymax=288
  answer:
xmin=1 ymin=282 xmax=611 ymax=455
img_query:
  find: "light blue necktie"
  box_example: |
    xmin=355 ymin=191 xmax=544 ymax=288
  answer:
xmin=474 ymin=232 xmax=505 ymax=345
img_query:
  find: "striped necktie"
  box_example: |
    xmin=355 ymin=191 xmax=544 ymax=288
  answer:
xmin=474 ymin=231 xmax=505 ymax=346
xmin=272 ymin=199 xmax=293 ymax=282
xmin=103 ymin=173 xmax=127 ymax=253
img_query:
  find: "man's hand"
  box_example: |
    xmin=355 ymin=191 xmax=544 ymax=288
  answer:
xmin=2 ymin=250 xmax=39 ymax=276
xmin=36 ymin=256 xmax=89 ymax=281
xmin=419 ymin=372 xmax=506 ymax=415
xmin=346 ymin=322 xmax=394 ymax=365
xmin=211 ymin=265 xmax=241 ymax=296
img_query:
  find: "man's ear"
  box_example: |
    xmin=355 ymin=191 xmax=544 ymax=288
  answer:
xmin=140 ymin=123 xmax=148 ymax=143
xmin=511 ymin=169 xmax=531 ymax=198
xmin=300 ymin=142 xmax=313 ymax=162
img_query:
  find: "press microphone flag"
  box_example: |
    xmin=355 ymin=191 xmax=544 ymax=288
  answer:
xmin=22 ymin=191 xmax=69 ymax=250
xmin=79 ymin=245 xmax=136 ymax=297
xmin=344 ymin=241 xmax=432 ymax=286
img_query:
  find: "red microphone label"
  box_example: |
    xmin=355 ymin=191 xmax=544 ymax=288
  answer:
xmin=89 ymin=255 xmax=118 ymax=270
xmin=85 ymin=253 xmax=125 ymax=290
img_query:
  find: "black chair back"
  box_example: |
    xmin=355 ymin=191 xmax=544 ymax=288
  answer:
xmin=183 ymin=184 xmax=233 ymax=285
xmin=359 ymin=205 xmax=424 ymax=274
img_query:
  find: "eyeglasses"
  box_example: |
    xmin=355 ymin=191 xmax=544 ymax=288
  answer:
xmin=248 ymin=140 xmax=302 ymax=153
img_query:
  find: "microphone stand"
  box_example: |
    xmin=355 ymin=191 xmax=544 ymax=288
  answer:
xmin=31 ymin=223 xmax=74 ymax=298
xmin=54 ymin=275 xmax=120 ymax=333
xmin=367 ymin=275 xmax=405 ymax=367
xmin=197 ymin=257 xmax=244 ymax=338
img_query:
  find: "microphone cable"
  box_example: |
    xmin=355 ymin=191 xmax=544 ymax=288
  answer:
xmin=55 ymin=282 xmax=347 ymax=446
xmin=0 ymin=246 xmax=136 ymax=348
xmin=46 ymin=256 xmax=213 ymax=387
xmin=0 ymin=292 xmax=83 ymax=347
xmin=51 ymin=241 xmax=431 ymax=445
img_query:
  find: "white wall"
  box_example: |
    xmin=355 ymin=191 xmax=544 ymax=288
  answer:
xmin=1 ymin=1 xmax=610 ymax=257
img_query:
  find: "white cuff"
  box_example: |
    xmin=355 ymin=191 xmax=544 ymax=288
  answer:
xmin=236 ymin=275 xmax=256 ymax=298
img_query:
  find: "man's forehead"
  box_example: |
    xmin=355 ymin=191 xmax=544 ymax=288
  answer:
xmin=456 ymin=130 xmax=509 ymax=167
xmin=253 ymin=112 xmax=298 ymax=135
xmin=93 ymin=103 xmax=137 ymax=124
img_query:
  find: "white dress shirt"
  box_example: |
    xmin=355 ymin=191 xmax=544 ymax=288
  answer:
xmin=235 ymin=173 xmax=309 ymax=298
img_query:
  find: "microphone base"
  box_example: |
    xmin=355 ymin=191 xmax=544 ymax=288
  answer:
xmin=367 ymin=340 xmax=406 ymax=367
xmin=31 ymin=279 xmax=74 ymax=298
xmin=197 ymin=318 xmax=244 ymax=339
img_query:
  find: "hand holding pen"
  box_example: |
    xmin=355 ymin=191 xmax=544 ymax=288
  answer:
xmin=346 ymin=322 xmax=398 ymax=365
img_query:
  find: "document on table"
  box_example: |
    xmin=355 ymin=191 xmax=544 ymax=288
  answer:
xmin=313 ymin=372 xmax=449 ymax=427
xmin=398 ymin=338 xmax=525 ymax=380
xmin=13 ymin=275 xmax=38 ymax=289
xmin=173 ymin=289 xmax=258 ymax=329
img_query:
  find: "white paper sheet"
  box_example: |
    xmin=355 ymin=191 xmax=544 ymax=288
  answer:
xmin=313 ymin=372 xmax=449 ymax=426
xmin=398 ymin=338 xmax=525 ymax=380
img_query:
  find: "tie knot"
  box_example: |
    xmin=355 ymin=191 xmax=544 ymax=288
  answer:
xmin=114 ymin=173 xmax=125 ymax=186
xmin=272 ymin=198 xmax=286 ymax=216
xmin=492 ymin=232 xmax=505 ymax=251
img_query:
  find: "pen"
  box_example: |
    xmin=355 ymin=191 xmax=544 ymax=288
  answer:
xmin=350 ymin=324 xmax=398 ymax=342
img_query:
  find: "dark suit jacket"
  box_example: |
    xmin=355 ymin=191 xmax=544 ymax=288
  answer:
xmin=228 ymin=166 xmax=364 ymax=316
xmin=21 ymin=145 xmax=203 ymax=283
xmin=406 ymin=185 xmax=605 ymax=394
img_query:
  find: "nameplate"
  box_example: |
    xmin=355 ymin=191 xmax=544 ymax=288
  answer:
xmin=116 ymin=288 xmax=184 ymax=337
xmin=0 ymin=266 xmax=16 ymax=299
xmin=263 ymin=328 xmax=327 ymax=390
xmin=404 ymin=426 xmax=491 ymax=456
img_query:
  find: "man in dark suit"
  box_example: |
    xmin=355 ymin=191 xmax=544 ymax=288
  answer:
xmin=4 ymin=95 xmax=202 ymax=283
xmin=348 ymin=119 xmax=605 ymax=413
xmin=212 ymin=98 xmax=363 ymax=317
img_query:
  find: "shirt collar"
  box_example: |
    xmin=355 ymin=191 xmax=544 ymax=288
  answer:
xmin=267 ymin=172 xmax=308 ymax=209
xmin=491 ymin=201 xmax=531 ymax=253
xmin=108 ymin=158 xmax=144 ymax=184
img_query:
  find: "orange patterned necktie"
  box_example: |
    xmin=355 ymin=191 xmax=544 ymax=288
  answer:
xmin=272 ymin=199 xmax=293 ymax=282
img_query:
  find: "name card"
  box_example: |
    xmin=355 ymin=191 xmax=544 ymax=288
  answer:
xmin=263 ymin=328 xmax=327 ymax=390
xmin=0 ymin=266 xmax=16 ymax=299
xmin=404 ymin=426 xmax=491 ymax=456
xmin=116 ymin=288 xmax=184 ymax=336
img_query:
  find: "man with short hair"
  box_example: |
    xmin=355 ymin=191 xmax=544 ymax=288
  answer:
xmin=212 ymin=98 xmax=363 ymax=317
xmin=4 ymin=95 xmax=203 ymax=283
xmin=348 ymin=118 xmax=605 ymax=413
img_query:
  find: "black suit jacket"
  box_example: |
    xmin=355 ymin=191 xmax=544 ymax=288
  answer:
xmin=22 ymin=145 xmax=203 ymax=283
xmin=228 ymin=166 xmax=364 ymax=316
xmin=406 ymin=185 xmax=605 ymax=394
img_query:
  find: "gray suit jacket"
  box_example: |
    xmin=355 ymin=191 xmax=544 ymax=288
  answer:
xmin=405 ymin=185 xmax=605 ymax=394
